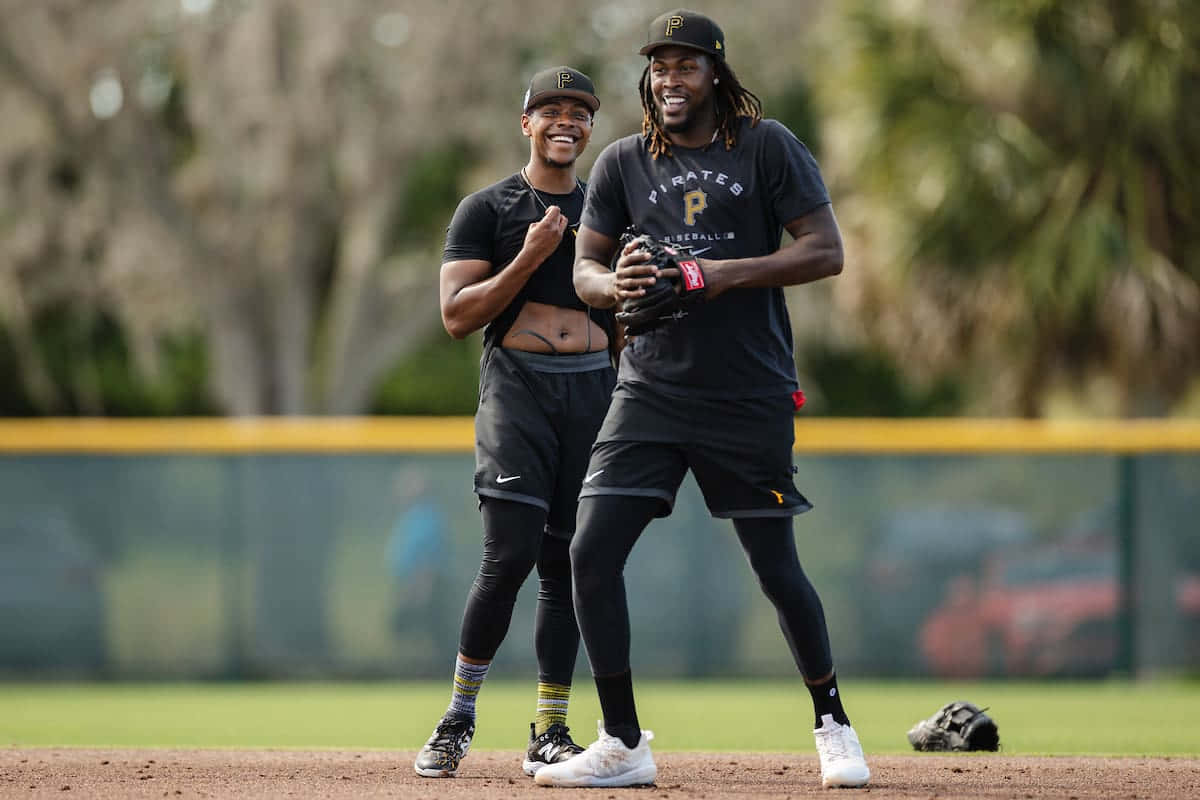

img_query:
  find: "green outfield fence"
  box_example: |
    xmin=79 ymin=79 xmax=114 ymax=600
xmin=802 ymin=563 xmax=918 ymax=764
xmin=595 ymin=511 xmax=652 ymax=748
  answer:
xmin=1 ymin=418 xmax=1198 ymax=681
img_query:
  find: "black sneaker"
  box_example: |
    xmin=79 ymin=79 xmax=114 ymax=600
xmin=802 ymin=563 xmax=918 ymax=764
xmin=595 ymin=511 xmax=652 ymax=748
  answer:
xmin=522 ymin=722 xmax=585 ymax=776
xmin=414 ymin=715 xmax=475 ymax=778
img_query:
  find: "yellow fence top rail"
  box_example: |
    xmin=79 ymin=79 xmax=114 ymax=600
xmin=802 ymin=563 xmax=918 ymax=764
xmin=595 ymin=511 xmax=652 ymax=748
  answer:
xmin=0 ymin=417 xmax=475 ymax=453
xmin=793 ymin=418 xmax=1200 ymax=453
xmin=2 ymin=417 xmax=1200 ymax=454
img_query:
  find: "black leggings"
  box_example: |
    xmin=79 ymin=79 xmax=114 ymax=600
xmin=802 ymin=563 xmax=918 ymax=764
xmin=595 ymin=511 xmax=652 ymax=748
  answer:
xmin=570 ymin=495 xmax=833 ymax=679
xmin=458 ymin=498 xmax=579 ymax=685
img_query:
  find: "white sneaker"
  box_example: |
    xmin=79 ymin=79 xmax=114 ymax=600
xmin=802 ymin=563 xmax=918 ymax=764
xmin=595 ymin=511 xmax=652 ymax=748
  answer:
xmin=813 ymin=714 xmax=870 ymax=788
xmin=533 ymin=720 xmax=656 ymax=787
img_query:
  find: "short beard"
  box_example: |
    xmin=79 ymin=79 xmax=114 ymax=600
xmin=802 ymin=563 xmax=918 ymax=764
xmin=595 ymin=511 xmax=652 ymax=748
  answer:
xmin=541 ymin=155 xmax=574 ymax=169
xmin=659 ymin=108 xmax=693 ymax=134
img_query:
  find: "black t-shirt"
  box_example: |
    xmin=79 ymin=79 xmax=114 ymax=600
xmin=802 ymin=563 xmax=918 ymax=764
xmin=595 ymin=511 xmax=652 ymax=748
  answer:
xmin=583 ymin=117 xmax=830 ymax=397
xmin=443 ymin=172 xmax=590 ymax=346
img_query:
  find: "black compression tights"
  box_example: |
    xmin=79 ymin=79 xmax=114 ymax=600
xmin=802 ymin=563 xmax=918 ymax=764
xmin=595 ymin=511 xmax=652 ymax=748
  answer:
xmin=733 ymin=515 xmax=834 ymax=679
xmin=571 ymin=496 xmax=833 ymax=679
xmin=457 ymin=498 xmax=579 ymax=685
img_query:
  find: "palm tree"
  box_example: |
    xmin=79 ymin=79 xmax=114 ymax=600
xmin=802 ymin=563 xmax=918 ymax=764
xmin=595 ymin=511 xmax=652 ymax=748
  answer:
xmin=820 ymin=0 xmax=1199 ymax=416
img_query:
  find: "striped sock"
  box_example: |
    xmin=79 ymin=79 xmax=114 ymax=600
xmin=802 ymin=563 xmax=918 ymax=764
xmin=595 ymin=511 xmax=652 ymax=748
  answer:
xmin=446 ymin=656 xmax=490 ymax=720
xmin=533 ymin=681 xmax=571 ymax=735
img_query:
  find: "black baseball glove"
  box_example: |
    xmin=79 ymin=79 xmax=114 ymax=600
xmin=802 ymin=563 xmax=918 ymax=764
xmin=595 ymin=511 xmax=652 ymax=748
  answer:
xmin=614 ymin=231 xmax=707 ymax=336
xmin=907 ymin=701 xmax=1000 ymax=752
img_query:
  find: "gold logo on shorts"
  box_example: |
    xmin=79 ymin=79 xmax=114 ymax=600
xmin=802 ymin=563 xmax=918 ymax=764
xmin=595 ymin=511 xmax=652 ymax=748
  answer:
xmin=770 ymin=490 xmax=784 ymax=504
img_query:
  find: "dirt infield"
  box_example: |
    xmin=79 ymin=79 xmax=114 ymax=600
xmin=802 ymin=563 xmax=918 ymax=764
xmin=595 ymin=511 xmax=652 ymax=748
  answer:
xmin=3 ymin=748 xmax=1197 ymax=799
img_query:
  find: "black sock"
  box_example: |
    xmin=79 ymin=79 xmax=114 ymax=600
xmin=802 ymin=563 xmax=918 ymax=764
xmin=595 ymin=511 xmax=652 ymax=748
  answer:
xmin=807 ymin=673 xmax=850 ymax=728
xmin=595 ymin=671 xmax=641 ymax=749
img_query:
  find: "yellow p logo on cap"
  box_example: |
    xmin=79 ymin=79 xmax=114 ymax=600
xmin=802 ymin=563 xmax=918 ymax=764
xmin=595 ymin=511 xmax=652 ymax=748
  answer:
xmin=557 ymin=71 xmax=573 ymax=89
xmin=665 ymin=15 xmax=683 ymax=36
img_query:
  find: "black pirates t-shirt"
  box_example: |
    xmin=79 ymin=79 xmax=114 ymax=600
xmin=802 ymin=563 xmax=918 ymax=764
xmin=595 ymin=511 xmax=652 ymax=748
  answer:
xmin=582 ymin=117 xmax=830 ymax=397
xmin=443 ymin=173 xmax=589 ymax=346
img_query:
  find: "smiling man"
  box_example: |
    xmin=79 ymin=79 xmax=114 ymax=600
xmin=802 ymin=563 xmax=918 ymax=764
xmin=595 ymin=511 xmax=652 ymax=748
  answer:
xmin=414 ymin=66 xmax=616 ymax=780
xmin=534 ymin=10 xmax=870 ymax=791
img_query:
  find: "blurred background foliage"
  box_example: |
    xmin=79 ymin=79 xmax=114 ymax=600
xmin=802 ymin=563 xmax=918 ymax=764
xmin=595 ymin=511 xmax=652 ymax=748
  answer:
xmin=1 ymin=0 xmax=1196 ymax=418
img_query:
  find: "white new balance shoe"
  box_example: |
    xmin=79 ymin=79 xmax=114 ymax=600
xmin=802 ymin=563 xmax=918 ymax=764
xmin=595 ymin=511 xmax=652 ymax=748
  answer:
xmin=533 ymin=720 xmax=656 ymax=787
xmin=813 ymin=714 xmax=870 ymax=788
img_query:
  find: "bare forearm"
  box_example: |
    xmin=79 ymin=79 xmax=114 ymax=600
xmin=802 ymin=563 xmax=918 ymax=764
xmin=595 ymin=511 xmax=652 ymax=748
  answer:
xmin=704 ymin=237 xmax=843 ymax=297
xmin=442 ymin=252 xmax=539 ymax=338
xmin=704 ymin=206 xmax=845 ymax=298
xmin=573 ymin=259 xmax=619 ymax=309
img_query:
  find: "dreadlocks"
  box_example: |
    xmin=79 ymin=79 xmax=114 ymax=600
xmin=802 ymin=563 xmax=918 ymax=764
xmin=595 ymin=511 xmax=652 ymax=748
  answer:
xmin=639 ymin=58 xmax=763 ymax=159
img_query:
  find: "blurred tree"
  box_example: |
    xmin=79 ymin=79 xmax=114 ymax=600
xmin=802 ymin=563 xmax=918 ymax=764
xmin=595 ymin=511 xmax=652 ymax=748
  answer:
xmin=0 ymin=0 xmax=581 ymax=414
xmin=371 ymin=328 xmax=483 ymax=416
xmin=801 ymin=341 xmax=963 ymax=417
xmin=0 ymin=0 xmax=836 ymax=416
xmin=821 ymin=0 xmax=1200 ymax=416
xmin=14 ymin=1 xmax=1190 ymax=418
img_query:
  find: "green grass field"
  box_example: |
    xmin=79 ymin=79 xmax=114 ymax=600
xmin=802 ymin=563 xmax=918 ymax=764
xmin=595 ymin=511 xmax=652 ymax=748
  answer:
xmin=2 ymin=679 xmax=1197 ymax=756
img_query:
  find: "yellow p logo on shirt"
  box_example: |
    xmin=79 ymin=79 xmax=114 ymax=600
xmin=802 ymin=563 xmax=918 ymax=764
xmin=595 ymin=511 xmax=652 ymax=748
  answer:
xmin=683 ymin=190 xmax=707 ymax=227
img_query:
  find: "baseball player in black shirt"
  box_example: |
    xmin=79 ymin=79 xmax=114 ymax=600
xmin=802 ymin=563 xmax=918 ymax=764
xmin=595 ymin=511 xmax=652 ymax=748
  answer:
xmin=535 ymin=11 xmax=869 ymax=790
xmin=414 ymin=66 xmax=616 ymax=779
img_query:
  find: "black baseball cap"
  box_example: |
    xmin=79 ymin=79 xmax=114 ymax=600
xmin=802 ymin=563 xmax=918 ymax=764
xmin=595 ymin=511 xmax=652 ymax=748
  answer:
xmin=522 ymin=66 xmax=600 ymax=113
xmin=639 ymin=9 xmax=725 ymax=60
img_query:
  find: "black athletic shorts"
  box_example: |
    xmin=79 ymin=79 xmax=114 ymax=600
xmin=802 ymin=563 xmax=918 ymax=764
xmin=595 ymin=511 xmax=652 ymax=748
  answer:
xmin=474 ymin=347 xmax=616 ymax=538
xmin=578 ymin=380 xmax=812 ymax=519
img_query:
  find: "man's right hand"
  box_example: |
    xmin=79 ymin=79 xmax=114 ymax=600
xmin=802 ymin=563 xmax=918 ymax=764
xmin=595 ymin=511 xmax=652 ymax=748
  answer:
xmin=611 ymin=235 xmax=656 ymax=305
xmin=523 ymin=206 xmax=568 ymax=264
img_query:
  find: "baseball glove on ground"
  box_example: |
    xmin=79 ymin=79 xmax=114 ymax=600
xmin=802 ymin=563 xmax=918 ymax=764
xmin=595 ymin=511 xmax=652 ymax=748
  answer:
xmin=907 ymin=701 xmax=1000 ymax=752
xmin=615 ymin=232 xmax=707 ymax=335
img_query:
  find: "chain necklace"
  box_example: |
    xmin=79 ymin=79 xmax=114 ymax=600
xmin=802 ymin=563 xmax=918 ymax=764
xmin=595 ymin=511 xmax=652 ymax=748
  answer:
xmin=520 ymin=167 xmax=584 ymax=219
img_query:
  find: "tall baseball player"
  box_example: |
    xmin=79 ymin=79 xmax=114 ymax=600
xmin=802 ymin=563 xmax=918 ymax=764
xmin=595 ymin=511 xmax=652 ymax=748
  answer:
xmin=414 ymin=66 xmax=616 ymax=779
xmin=535 ymin=10 xmax=870 ymax=790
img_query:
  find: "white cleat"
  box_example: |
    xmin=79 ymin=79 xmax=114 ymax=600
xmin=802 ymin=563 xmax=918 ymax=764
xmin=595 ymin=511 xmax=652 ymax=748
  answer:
xmin=533 ymin=720 xmax=656 ymax=787
xmin=813 ymin=714 xmax=870 ymax=788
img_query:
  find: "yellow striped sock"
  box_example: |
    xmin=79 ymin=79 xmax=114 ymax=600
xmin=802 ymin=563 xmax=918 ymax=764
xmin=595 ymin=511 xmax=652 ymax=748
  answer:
xmin=534 ymin=681 xmax=571 ymax=735
xmin=447 ymin=656 xmax=490 ymax=720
